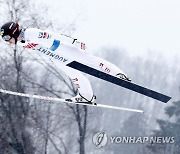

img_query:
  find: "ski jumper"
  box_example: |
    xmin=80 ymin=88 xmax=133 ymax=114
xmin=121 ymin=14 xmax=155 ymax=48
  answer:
xmin=19 ymin=28 xmax=127 ymax=101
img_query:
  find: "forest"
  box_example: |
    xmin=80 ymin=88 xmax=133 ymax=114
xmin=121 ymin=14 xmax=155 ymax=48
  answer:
xmin=0 ymin=0 xmax=179 ymax=154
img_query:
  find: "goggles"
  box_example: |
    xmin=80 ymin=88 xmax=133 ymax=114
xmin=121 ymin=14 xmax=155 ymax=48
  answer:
xmin=2 ymin=35 xmax=12 ymax=41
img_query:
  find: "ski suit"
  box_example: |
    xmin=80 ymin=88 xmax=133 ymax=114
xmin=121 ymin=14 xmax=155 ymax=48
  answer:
xmin=19 ymin=28 xmax=127 ymax=101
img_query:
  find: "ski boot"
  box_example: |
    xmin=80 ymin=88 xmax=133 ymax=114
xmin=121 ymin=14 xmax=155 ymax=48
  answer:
xmin=116 ymin=73 xmax=131 ymax=82
xmin=66 ymin=93 xmax=97 ymax=105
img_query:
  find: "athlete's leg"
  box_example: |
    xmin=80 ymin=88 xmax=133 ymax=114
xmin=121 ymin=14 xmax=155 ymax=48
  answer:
xmin=59 ymin=44 xmax=130 ymax=80
xmin=56 ymin=63 xmax=94 ymax=101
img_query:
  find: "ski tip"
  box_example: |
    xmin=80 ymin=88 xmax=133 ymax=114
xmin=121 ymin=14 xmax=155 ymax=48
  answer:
xmin=137 ymin=110 xmax=144 ymax=114
xmin=166 ymin=96 xmax=172 ymax=103
xmin=160 ymin=96 xmax=171 ymax=103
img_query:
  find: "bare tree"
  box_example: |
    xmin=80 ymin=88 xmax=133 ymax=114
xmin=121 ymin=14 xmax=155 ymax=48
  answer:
xmin=0 ymin=47 xmax=35 ymax=153
xmin=0 ymin=0 xmax=51 ymax=153
xmin=22 ymin=55 xmax=91 ymax=154
xmin=0 ymin=0 xmax=92 ymax=153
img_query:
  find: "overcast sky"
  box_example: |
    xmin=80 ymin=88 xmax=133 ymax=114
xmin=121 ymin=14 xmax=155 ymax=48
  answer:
xmin=39 ymin=0 xmax=180 ymax=59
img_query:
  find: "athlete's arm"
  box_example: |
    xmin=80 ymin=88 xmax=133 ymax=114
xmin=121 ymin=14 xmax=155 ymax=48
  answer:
xmin=24 ymin=28 xmax=61 ymax=51
xmin=24 ymin=28 xmax=86 ymax=51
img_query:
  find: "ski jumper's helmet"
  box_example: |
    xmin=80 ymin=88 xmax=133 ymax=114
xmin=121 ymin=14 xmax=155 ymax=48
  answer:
xmin=0 ymin=22 xmax=20 ymax=43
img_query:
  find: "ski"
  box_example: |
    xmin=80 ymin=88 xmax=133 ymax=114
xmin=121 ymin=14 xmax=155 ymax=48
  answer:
xmin=0 ymin=89 xmax=143 ymax=113
xmin=67 ymin=61 xmax=171 ymax=103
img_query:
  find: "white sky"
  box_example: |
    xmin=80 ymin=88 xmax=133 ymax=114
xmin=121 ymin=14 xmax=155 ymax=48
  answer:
xmin=39 ymin=0 xmax=180 ymax=58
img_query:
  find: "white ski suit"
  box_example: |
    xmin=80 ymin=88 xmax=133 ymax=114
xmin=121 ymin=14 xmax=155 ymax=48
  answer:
xmin=19 ymin=28 xmax=127 ymax=101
